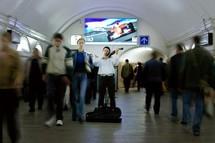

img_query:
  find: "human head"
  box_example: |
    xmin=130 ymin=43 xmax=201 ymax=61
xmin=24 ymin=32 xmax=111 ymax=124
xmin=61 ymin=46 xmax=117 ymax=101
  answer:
xmin=52 ymin=33 xmax=64 ymax=48
xmin=125 ymin=59 xmax=129 ymax=63
xmin=0 ymin=32 xmax=12 ymax=48
xmin=103 ymin=46 xmax=111 ymax=57
xmin=138 ymin=62 xmax=141 ymax=66
xmin=159 ymin=57 xmax=163 ymax=62
xmin=151 ymin=51 xmax=159 ymax=59
xmin=176 ymin=43 xmax=184 ymax=54
xmin=32 ymin=48 xmax=40 ymax=57
xmin=193 ymin=35 xmax=201 ymax=45
xmin=77 ymin=37 xmax=85 ymax=50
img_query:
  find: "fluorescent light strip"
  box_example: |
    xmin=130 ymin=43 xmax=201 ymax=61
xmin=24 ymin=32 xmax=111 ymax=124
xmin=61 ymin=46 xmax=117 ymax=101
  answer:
xmin=85 ymin=42 xmax=137 ymax=46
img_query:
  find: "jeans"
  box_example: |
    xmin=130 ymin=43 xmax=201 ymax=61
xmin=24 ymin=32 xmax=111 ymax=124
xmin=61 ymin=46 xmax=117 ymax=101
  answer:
xmin=183 ymin=90 xmax=204 ymax=132
xmin=72 ymin=73 xmax=88 ymax=119
xmin=47 ymin=75 xmax=67 ymax=120
xmin=170 ymin=90 xmax=181 ymax=116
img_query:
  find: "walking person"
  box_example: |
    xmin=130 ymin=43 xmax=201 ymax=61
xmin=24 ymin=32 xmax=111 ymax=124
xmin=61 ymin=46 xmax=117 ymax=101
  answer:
xmin=25 ymin=48 xmax=44 ymax=112
xmin=0 ymin=32 xmax=23 ymax=143
xmin=71 ymin=38 xmax=93 ymax=123
xmin=181 ymin=36 xmax=214 ymax=136
xmin=42 ymin=33 xmax=72 ymax=127
xmin=143 ymin=51 xmax=165 ymax=115
xmin=134 ymin=62 xmax=144 ymax=91
xmin=168 ymin=44 xmax=185 ymax=122
xmin=121 ymin=59 xmax=134 ymax=93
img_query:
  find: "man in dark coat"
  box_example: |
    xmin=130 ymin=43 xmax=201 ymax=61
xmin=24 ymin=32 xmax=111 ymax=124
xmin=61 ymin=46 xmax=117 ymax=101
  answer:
xmin=168 ymin=44 xmax=185 ymax=122
xmin=143 ymin=51 xmax=165 ymax=115
xmin=181 ymin=36 xmax=214 ymax=136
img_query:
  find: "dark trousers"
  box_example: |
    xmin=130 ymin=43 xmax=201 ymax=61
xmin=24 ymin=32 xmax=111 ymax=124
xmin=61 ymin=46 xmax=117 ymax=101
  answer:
xmin=47 ymin=75 xmax=66 ymax=120
xmin=85 ymin=78 xmax=97 ymax=104
xmin=29 ymin=85 xmax=44 ymax=110
xmin=98 ymin=76 xmax=116 ymax=108
xmin=123 ymin=77 xmax=131 ymax=93
xmin=137 ymin=80 xmax=142 ymax=91
xmin=145 ymin=82 xmax=162 ymax=114
xmin=0 ymin=89 xmax=20 ymax=143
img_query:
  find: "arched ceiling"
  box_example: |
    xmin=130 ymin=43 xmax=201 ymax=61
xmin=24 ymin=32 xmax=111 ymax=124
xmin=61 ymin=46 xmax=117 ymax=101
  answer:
xmin=0 ymin=0 xmax=214 ymax=42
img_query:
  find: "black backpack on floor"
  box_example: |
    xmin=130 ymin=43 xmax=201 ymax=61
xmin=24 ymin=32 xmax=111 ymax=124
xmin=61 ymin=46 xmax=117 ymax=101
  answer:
xmin=86 ymin=107 xmax=122 ymax=123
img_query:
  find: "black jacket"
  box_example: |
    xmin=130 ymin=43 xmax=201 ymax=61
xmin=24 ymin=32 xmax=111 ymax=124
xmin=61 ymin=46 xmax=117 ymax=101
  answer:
xmin=168 ymin=53 xmax=184 ymax=89
xmin=181 ymin=46 xmax=214 ymax=90
xmin=143 ymin=59 xmax=165 ymax=85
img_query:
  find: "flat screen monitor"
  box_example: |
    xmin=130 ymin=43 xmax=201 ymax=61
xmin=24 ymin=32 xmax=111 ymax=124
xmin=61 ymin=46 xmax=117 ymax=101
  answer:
xmin=84 ymin=18 xmax=138 ymax=45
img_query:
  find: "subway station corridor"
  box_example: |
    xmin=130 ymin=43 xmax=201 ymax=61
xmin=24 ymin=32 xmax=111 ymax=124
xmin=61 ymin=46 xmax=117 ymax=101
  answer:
xmin=3 ymin=90 xmax=215 ymax=143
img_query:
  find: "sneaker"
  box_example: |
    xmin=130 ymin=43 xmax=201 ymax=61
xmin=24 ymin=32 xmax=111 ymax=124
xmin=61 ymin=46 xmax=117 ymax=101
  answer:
xmin=56 ymin=120 xmax=63 ymax=126
xmin=45 ymin=116 xmax=56 ymax=127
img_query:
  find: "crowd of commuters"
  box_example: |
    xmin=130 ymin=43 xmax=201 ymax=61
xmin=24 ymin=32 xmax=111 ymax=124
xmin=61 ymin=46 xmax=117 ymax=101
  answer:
xmin=0 ymin=31 xmax=215 ymax=143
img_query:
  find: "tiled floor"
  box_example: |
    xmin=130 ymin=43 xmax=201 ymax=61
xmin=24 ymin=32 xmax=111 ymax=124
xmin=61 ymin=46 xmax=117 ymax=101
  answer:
xmin=3 ymin=89 xmax=215 ymax=143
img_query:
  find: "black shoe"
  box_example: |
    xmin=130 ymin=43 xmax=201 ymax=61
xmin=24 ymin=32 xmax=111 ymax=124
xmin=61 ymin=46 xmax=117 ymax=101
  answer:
xmin=29 ymin=109 xmax=35 ymax=113
xmin=180 ymin=121 xmax=187 ymax=125
xmin=79 ymin=118 xmax=84 ymax=124
xmin=193 ymin=131 xmax=200 ymax=136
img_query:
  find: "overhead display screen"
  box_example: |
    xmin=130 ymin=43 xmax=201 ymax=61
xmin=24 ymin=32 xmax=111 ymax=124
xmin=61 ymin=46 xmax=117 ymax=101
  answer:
xmin=84 ymin=18 xmax=138 ymax=45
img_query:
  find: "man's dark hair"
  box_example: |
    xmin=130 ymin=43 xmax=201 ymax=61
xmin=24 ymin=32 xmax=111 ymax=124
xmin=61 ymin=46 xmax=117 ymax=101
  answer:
xmin=52 ymin=33 xmax=64 ymax=40
xmin=159 ymin=57 xmax=163 ymax=62
xmin=151 ymin=51 xmax=159 ymax=59
xmin=193 ymin=35 xmax=201 ymax=45
xmin=176 ymin=43 xmax=184 ymax=51
xmin=125 ymin=59 xmax=129 ymax=63
xmin=103 ymin=46 xmax=111 ymax=52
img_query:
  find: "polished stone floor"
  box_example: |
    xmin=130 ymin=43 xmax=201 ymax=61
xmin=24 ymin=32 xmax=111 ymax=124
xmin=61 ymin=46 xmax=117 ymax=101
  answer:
xmin=3 ymin=89 xmax=215 ymax=143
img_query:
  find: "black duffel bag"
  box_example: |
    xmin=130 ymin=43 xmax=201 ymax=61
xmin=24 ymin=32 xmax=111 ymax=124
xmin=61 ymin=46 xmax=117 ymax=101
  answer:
xmin=86 ymin=107 xmax=122 ymax=123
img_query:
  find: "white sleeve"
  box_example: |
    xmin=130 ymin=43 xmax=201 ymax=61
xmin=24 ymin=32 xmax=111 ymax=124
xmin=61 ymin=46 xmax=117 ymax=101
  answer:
xmin=111 ymin=55 xmax=120 ymax=66
xmin=93 ymin=57 xmax=101 ymax=67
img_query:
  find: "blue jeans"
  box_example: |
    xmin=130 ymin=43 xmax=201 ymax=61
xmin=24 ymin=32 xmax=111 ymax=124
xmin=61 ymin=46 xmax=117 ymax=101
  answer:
xmin=72 ymin=73 xmax=88 ymax=119
xmin=170 ymin=90 xmax=185 ymax=119
xmin=183 ymin=90 xmax=204 ymax=132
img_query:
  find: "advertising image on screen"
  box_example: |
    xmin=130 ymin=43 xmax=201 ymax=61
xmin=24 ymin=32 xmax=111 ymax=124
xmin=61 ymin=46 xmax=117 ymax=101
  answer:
xmin=84 ymin=18 xmax=138 ymax=44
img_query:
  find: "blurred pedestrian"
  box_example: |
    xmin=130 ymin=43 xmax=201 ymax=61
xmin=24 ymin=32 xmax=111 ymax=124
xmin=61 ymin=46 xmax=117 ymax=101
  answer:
xmin=0 ymin=32 xmax=23 ymax=143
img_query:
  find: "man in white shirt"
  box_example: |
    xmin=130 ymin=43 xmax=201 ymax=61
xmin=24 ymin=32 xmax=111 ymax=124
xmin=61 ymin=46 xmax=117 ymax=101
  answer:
xmin=93 ymin=47 xmax=120 ymax=109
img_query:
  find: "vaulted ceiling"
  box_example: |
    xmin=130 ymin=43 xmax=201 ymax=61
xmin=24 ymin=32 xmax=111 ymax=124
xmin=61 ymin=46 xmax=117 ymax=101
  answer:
xmin=0 ymin=0 xmax=214 ymax=42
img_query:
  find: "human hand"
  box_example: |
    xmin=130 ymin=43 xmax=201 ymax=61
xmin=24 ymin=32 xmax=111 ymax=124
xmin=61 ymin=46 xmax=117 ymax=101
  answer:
xmin=62 ymin=76 xmax=70 ymax=85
